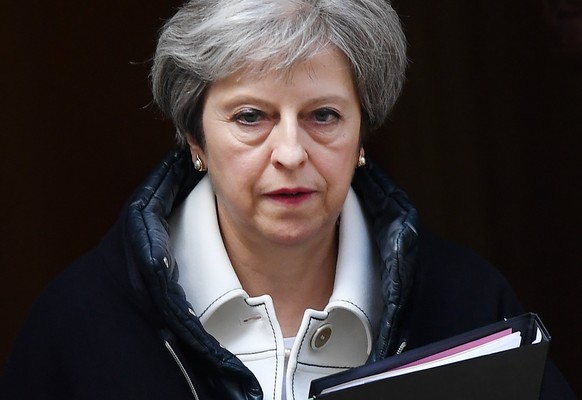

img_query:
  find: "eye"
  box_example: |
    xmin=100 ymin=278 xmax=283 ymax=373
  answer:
xmin=234 ymin=108 xmax=265 ymax=125
xmin=311 ymin=108 xmax=341 ymax=123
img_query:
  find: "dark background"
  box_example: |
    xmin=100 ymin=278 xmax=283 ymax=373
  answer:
xmin=1 ymin=1 xmax=580 ymax=396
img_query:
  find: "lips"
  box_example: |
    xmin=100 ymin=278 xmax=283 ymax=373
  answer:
xmin=265 ymin=188 xmax=314 ymax=205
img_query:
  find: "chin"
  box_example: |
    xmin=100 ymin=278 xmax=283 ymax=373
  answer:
xmin=267 ymin=230 xmax=313 ymax=246
xmin=262 ymin=222 xmax=331 ymax=247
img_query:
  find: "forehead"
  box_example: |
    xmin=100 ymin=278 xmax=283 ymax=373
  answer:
xmin=214 ymin=47 xmax=357 ymax=93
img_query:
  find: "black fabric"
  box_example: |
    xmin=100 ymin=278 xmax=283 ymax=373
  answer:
xmin=352 ymin=160 xmax=419 ymax=359
xmin=1 ymin=150 xmax=575 ymax=399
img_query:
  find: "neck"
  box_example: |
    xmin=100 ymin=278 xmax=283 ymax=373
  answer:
xmin=221 ymin=224 xmax=338 ymax=337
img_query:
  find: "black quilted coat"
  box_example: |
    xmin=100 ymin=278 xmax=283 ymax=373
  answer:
xmin=1 ymin=150 xmax=575 ymax=399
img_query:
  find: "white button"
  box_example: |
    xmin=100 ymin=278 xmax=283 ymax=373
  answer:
xmin=311 ymin=324 xmax=333 ymax=350
xmin=163 ymin=257 xmax=170 ymax=269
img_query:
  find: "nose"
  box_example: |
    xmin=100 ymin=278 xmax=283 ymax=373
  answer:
xmin=270 ymin=118 xmax=308 ymax=170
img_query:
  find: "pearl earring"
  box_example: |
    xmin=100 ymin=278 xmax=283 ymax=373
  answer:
xmin=357 ymin=151 xmax=366 ymax=168
xmin=193 ymin=154 xmax=207 ymax=172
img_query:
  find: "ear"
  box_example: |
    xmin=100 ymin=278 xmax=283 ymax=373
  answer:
xmin=357 ymin=147 xmax=366 ymax=168
xmin=185 ymin=133 xmax=206 ymax=166
xmin=359 ymin=147 xmax=365 ymax=159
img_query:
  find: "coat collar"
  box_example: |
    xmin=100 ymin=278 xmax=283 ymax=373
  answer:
xmin=123 ymin=149 xmax=418 ymax=384
xmin=168 ymin=175 xmax=382 ymax=337
xmin=168 ymin=175 xmax=382 ymax=399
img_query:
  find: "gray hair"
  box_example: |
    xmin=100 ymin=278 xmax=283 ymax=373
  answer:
xmin=151 ymin=0 xmax=407 ymax=147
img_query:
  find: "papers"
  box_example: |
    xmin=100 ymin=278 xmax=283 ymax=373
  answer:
xmin=320 ymin=328 xmax=522 ymax=395
xmin=309 ymin=313 xmax=551 ymax=400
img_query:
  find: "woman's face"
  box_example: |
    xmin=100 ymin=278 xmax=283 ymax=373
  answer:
xmin=189 ymin=48 xmax=362 ymax=248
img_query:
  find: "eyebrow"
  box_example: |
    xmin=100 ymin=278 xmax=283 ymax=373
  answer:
xmin=302 ymin=95 xmax=353 ymax=108
xmin=219 ymin=95 xmax=273 ymax=110
xmin=219 ymin=94 xmax=353 ymax=111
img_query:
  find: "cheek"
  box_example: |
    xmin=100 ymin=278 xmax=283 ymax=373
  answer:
xmin=322 ymin=140 xmax=359 ymax=174
xmin=208 ymin=146 xmax=265 ymax=195
xmin=316 ymin=150 xmax=357 ymax=189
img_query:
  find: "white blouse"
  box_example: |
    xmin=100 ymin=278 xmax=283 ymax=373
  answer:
xmin=169 ymin=176 xmax=382 ymax=400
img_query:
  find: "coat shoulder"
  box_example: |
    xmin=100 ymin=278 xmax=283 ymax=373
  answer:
xmin=401 ymin=227 xmax=524 ymax=347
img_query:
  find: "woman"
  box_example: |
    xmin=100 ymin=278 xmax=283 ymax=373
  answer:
xmin=1 ymin=0 xmax=575 ymax=399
